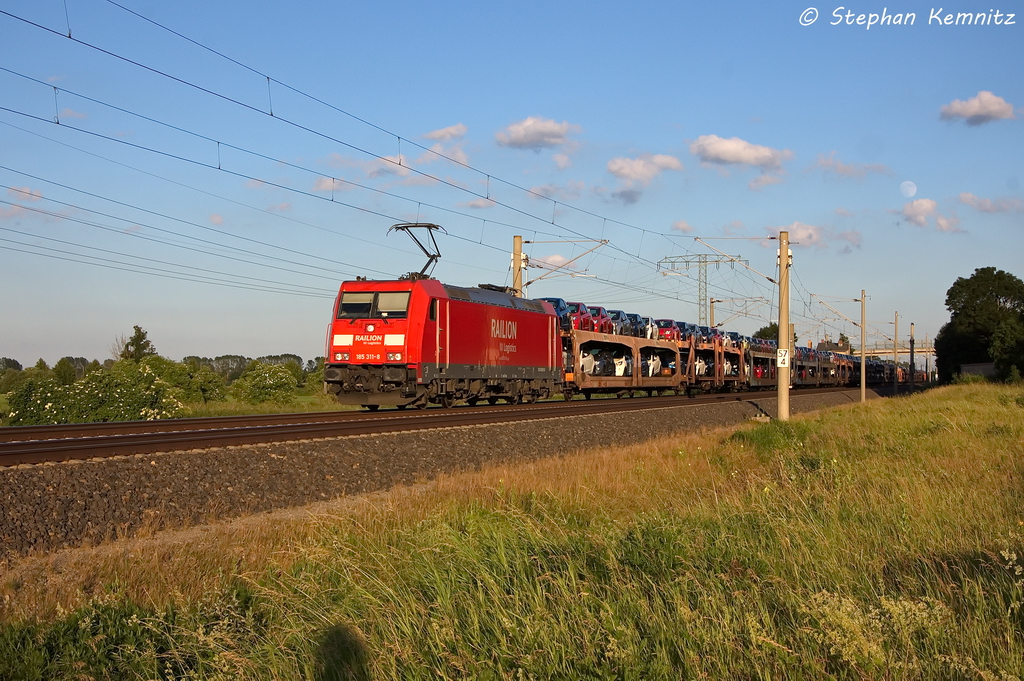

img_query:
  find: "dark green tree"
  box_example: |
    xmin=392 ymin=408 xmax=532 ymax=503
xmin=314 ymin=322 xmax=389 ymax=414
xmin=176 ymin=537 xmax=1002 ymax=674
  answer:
xmin=990 ymin=316 xmax=1024 ymax=379
xmin=752 ymin=323 xmax=797 ymax=343
xmin=119 ymin=325 xmax=158 ymax=362
xmin=752 ymin=323 xmax=778 ymax=340
xmin=934 ymin=267 xmax=1024 ymax=382
xmin=84 ymin=359 xmax=103 ymax=376
xmin=282 ymin=359 xmax=305 ymax=386
xmin=53 ymin=357 xmax=77 ymax=386
xmin=34 ymin=358 xmax=49 ymax=371
xmin=0 ymin=358 xmax=22 ymax=372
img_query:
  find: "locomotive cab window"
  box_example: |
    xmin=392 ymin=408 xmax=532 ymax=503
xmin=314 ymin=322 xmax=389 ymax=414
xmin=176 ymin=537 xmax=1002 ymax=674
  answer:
xmin=337 ymin=291 xmax=411 ymax=319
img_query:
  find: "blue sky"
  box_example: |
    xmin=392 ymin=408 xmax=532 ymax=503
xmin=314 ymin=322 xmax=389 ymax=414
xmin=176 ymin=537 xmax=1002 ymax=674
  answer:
xmin=1 ymin=0 xmax=1021 ymax=364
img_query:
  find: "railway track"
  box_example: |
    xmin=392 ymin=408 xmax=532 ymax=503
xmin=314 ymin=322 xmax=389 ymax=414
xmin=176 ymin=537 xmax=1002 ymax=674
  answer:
xmin=0 ymin=387 xmax=855 ymax=467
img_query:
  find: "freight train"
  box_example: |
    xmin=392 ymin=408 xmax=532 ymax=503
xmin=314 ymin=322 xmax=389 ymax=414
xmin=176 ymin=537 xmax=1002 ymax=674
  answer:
xmin=323 ymin=278 xmax=905 ymax=410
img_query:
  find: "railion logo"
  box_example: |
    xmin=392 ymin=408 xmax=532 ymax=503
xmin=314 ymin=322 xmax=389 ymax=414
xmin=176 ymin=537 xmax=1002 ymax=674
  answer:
xmin=490 ymin=319 xmax=517 ymax=339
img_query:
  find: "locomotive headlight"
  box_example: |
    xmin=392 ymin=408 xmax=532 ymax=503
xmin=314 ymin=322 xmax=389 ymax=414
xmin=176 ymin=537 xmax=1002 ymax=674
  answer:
xmin=335 ymin=352 xmax=349 ymax=361
xmin=387 ymin=352 xmax=403 ymax=361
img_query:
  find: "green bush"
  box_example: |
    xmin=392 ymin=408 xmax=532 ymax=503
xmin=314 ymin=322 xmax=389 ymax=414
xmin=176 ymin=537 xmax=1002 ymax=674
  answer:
xmin=6 ymin=361 xmax=184 ymax=425
xmin=231 ymin=362 xmax=297 ymax=404
xmin=140 ymin=356 xmax=226 ymax=403
xmin=951 ymin=372 xmax=988 ymax=385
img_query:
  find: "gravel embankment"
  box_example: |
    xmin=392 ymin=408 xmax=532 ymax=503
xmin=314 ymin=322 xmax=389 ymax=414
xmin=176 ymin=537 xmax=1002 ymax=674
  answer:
xmin=0 ymin=390 xmax=876 ymax=560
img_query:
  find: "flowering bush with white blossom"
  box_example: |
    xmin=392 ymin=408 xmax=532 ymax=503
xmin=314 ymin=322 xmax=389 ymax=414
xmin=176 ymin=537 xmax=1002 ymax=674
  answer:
xmin=230 ymin=361 xmax=297 ymax=404
xmin=7 ymin=361 xmax=185 ymax=425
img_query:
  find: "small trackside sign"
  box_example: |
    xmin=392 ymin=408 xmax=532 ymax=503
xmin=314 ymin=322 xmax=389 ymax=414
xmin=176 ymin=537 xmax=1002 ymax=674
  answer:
xmin=777 ymin=348 xmax=790 ymax=368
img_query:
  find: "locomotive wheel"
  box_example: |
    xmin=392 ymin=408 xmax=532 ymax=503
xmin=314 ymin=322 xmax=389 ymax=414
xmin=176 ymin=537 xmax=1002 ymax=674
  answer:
xmin=562 ymin=391 xmax=573 ymax=402
xmin=584 ymin=391 xmax=592 ymax=400
xmin=487 ymin=396 xmax=500 ymax=405
xmin=439 ymin=393 xmax=454 ymax=409
xmin=415 ymin=400 xmax=428 ymax=410
xmin=363 ymin=404 xmax=380 ymax=412
xmin=466 ymin=396 xmax=479 ymax=406
xmin=396 ymin=404 xmax=407 ymax=410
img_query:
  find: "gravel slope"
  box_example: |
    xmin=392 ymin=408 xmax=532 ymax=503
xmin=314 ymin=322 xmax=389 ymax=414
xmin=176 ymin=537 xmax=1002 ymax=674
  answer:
xmin=0 ymin=390 xmax=875 ymax=561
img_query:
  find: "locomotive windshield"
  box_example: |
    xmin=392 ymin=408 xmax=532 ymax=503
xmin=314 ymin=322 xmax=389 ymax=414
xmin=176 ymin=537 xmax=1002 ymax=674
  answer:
xmin=337 ymin=291 xmax=410 ymax=319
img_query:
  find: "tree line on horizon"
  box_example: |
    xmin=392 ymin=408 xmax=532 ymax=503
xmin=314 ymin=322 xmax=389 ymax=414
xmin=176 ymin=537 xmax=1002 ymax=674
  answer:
xmin=1 ymin=326 xmax=327 ymax=426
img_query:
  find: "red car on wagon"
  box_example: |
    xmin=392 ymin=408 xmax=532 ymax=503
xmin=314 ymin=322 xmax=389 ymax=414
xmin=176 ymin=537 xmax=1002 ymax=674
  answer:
xmin=565 ymin=301 xmax=595 ymax=331
xmin=654 ymin=319 xmax=682 ymax=342
xmin=586 ymin=305 xmax=615 ymax=334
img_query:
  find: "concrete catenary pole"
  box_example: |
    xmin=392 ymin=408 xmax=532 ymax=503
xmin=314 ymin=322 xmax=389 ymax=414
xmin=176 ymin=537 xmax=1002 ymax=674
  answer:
xmin=910 ymin=322 xmax=916 ymax=391
xmin=925 ymin=333 xmax=930 ymax=385
xmin=893 ymin=311 xmax=899 ymax=393
xmin=512 ymin=235 xmax=524 ymax=298
xmin=778 ymin=231 xmax=791 ymax=421
xmin=860 ymin=289 xmax=866 ymax=404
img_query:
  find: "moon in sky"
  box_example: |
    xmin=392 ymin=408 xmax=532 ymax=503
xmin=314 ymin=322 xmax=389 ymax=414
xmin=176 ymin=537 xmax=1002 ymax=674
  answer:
xmin=900 ymin=181 xmax=917 ymax=198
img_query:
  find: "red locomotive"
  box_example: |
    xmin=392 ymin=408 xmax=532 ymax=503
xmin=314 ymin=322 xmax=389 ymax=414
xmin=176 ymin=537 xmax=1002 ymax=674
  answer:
xmin=324 ymin=278 xmax=562 ymax=409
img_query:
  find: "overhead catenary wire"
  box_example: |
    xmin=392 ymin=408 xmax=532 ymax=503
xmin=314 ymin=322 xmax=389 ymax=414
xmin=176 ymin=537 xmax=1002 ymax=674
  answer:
xmin=98 ymin=0 xmax=678 ymax=247
xmin=0 ymin=7 xmax=664 ymax=271
xmin=0 ymin=74 xmax=652 ymax=275
xmin=0 ymin=9 xmax=827 ymax=325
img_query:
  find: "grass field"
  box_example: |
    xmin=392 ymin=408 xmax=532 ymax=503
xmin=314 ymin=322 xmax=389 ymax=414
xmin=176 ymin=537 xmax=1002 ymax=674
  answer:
xmin=1 ymin=384 xmax=1022 ymax=679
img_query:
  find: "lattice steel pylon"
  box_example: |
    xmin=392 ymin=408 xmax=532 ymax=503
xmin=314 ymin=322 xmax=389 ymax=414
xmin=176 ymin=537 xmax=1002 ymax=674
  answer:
xmin=658 ymin=254 xmax=747 ymax=326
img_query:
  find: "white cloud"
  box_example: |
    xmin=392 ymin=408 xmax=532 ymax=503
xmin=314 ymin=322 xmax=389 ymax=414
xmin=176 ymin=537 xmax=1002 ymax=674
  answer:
xmin=313 ymin=177 xmax=350 ymax=192
xmin=459 ymin=198 xmax=495 ymax=209
xmin=836 ymin=230 xmax=862 ymax=248
xmin=553 ymin=153 xmax=572 ymax=169
xmin=0 ymin=205 xmax=25 ymax=220
xmin=810 ymin=151 xmax=892 ymax=178
xmin=935 ymin=213 xmax=964 ymax=233
xmin=940 ymin=91 xmax=1015 ymax=125
xmin=399 ymin=174 xmax=441 ymax=187
xmin=749 ymin=174 xmax=785 ymax=190
xmin=835 ymin=207 xmax=853 ymax=217
xmin=690 ymin=134 xmax=792 ymax=170
xmin=607 ymin=154 xmax=683 ymax=186
xmin=723 ymin=220 xmax=745 ymax=235
xmin=495 ymin=116 xmax=580 ymax=149
xmin=835 ymin=229 xmax=863 ymax=255
xmin=765 ymin=222 xmax=826 ymax=248
xmin=245 ymin=179 xmax=265 ymax=189
xmin=901 ymin=199 xmax=963 ymax=232
xmin=366 ymin=154 xmax=410 ymax=178
xmin=417 ymin=142 xmax=469 ymax=166
xmin=267 ymin=203 xmax=291 ymax=212
xmin=958 ymin=192 xmax=1024 ymax=213
xmin=209 ymin=214 xmax=224 ymax=225
xmin=901 ymin=198 xmax=937 ymax=226
xmin=423 ymin=123 xmax=467 ymax=141
xmin=59 ymin=108 xmax=87 ymax=120
xmin=671 ymin=219 xmax=693 ymax=233
xmin=530 ymin=254 xmax=575 ymax=271
xmin=531 ymin=181 xmax=585 ymax=201
xmin=7 ymin=187 xmax=42 ymax=202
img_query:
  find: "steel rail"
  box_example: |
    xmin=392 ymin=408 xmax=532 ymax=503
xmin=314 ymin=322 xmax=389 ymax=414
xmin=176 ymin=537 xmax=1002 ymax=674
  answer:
xmin=1 ymin=387 xmax=853 ymax=467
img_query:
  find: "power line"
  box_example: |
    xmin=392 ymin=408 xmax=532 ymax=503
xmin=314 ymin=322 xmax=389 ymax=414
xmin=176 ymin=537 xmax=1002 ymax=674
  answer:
xmin=99 ymin=0 xmax=678 ymax=245
xmin=0 ymin=204 xmax=350 ymax=291
xmin=0 ymin=237 xmax=333 ymax=298
xmin=0 ymin=7 xmax=666 ymax=271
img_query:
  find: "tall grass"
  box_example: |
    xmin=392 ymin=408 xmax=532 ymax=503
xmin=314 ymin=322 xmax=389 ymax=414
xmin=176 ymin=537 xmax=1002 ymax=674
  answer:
xmin=1 ymin=384 xmax=1022 ymax=679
